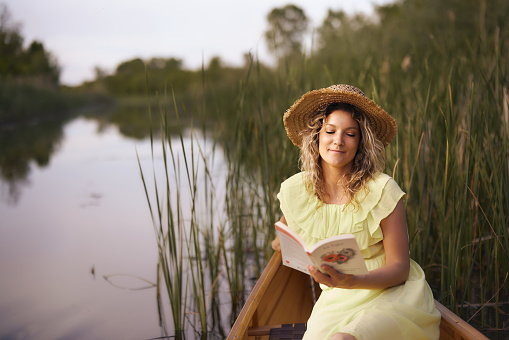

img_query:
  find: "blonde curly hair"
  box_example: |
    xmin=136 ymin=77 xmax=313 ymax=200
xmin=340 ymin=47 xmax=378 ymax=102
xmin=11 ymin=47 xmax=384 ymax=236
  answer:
xmin=299 ymin=103 xmax=385 ymax=208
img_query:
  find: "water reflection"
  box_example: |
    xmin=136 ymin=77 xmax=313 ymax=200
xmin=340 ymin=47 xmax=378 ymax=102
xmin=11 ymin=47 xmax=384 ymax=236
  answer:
xmin=0 ymin=103 xmax=188 ymax=207
xmin=0 ymin=117 xmax=68 ymax=205
xmin=0 ymin=116 xmax=225 ymax=339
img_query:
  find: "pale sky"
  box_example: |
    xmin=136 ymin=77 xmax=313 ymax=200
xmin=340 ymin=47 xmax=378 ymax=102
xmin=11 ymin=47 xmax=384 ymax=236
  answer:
xmin=4 ymin=0 xmax=393 ymax=85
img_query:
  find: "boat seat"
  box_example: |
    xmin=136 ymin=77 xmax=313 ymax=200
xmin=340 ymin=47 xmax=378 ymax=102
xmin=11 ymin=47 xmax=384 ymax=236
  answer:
xmin=269 ymin=323 xmax=306 ymax=339
xmin=247 ymin=323 xmax=307 ymax=339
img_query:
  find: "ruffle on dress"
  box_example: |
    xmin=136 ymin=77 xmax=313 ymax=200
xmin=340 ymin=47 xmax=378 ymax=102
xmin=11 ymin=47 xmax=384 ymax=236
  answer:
xmin=277 ymin=172 xmax=405 ymax=252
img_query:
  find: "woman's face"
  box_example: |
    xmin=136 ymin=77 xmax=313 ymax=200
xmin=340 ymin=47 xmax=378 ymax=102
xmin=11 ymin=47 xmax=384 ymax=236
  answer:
xmin=318 ymin=109 xmax=360 ymax=173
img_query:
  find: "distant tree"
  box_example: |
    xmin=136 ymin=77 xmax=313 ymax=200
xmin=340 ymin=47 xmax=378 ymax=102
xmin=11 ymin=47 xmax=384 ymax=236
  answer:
xmin=207 ymin=56 xmax=223 ymax=82
xmin=0 ymin=2 xmax=60 ymax=86
xmin=101 ymin=56 xmax=195 ymax=95
xmin=264 ymin=4 xmax=309 ymax=58
xmin=374 ymin=0 xmax=509 ymax=60
xmin=115 ymin=58 xmax=145 ymax=76
xmin=208 ymin=56 xmax=222 ymax=70
xmin=316 ymin=9 xmax=347 ymax=48
xmin=94 ymin=66 xmax=107 ymax=80
xmin=0 ymin=2 xmax=24 ymax=75
xmin=146 ymin=57 xmax=165 ymax=70
xmin=146 ymin=57 xmax=182 ymax=72
xmin=22 ymin=41 xmax=61 ymax=85
xmin=164 ymin=58 xmax=182 ymax=71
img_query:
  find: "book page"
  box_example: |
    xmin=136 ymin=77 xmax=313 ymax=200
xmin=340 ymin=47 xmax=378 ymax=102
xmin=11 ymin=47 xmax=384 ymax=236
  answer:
xmin=276 ymin=228 xmax=313 ymax=274
xmin=274 ymin=221 xmax=368 ymax=276
xmin=309 ymin=237 xmax=368 ymax=275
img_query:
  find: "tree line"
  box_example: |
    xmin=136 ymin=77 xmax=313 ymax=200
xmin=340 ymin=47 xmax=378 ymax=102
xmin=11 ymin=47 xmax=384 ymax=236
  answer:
xmin=78 ymin=0 xmax=507 ymax=101
xmin=0 ymin=2 xmax=60 ymax=87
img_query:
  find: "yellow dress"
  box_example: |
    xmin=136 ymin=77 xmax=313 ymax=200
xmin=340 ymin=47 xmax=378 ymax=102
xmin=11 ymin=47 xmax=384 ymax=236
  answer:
xmin=277 ymin=172 xmax=441 ymax=340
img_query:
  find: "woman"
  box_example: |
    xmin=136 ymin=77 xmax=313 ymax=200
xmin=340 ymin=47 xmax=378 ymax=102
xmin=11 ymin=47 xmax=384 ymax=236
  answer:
xmin=272 ymin=84 xmax=441 ymax=340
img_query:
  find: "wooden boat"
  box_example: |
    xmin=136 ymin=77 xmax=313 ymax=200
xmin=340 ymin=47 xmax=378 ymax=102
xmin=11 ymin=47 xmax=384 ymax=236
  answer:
xmin=227 ymin=251 xmax=488 ymax=340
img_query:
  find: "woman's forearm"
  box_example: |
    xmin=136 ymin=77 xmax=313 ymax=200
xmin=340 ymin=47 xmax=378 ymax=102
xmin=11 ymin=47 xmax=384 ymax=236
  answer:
xmin=351 ymin=260 xmax=410 ymax=289
xmin=308 ymin=259 xmax=409 ymax=290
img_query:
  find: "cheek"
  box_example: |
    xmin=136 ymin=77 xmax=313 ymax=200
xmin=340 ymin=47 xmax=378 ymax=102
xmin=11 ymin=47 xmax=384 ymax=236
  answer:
xmin=318 ymin=132 xmax=325 ymax=144
xmin=351 ymin=141 xmax=360 ymax=157
xmin=349 ymin=137 xmax=360 ymax=150
xmin=318 ymin=142 xmax=326 ymax=156
xmin=318 ymin=142 xmax=329 ymax=159
xmin=317 ymin=134 xmax=327 ymax=149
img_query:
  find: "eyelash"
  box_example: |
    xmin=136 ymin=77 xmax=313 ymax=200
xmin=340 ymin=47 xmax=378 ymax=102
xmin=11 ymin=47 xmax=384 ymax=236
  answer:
xmin=326 ymin=131 xmax=356 ymax=137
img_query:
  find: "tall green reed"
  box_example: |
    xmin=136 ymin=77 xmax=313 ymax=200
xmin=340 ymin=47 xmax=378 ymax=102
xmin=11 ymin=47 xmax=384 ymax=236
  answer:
xmin=136 ymin=16 xmax=508 ymax=335
xmin=136 ymin=93 xmax=187 ymax=337
xmin=137 ymin=88 xmax=227 ymax=338
xmin=377 ymin=31 xmax=509 ymax=329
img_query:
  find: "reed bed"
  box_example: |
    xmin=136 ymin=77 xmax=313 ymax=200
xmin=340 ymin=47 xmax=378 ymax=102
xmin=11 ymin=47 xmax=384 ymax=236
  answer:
xmin=137 ymin=4 xmax=508 ymax=339
xmin=140 ymin=65 xmax=508 ymax=338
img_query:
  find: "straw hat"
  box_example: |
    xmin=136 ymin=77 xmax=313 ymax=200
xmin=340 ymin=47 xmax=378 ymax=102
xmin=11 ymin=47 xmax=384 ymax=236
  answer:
xmin=283 ymin=84 xmax=397 ymax=147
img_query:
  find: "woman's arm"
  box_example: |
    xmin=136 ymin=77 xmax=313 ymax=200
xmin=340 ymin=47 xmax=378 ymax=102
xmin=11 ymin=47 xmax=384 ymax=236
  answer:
xmin=271 ymin=216 xmax=287 ymax=251
xmin=308 ymin=198 xmax=410 ymax=289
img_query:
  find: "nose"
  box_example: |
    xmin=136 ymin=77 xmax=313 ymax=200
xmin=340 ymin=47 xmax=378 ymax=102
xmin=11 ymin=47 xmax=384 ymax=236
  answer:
xmin=334 ymin=134 xmax=344 ymax=146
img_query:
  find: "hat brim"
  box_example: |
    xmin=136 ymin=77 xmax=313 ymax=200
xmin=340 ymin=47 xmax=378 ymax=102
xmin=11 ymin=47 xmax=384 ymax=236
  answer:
xmin=283 ymin=87 xmax=397 ymax=147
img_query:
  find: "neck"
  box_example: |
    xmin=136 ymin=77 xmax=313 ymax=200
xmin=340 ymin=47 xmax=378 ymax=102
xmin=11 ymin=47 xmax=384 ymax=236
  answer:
xmin=321 ymin=161 xmax=352 ymax=186
xmin=321 ymin=161 xmax=352 ymax=205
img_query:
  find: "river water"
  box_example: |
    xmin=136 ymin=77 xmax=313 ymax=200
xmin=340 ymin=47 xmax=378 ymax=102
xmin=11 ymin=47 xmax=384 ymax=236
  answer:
xmin=0 ymin=116 xmax=225 ymax=339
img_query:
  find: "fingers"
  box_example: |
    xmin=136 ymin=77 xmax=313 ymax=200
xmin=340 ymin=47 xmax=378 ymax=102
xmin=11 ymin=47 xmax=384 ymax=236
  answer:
xmin=308 ymin=265 xmax=334 ymax=286
xmin=271 ymin=236 xmax=281 ymax=251
xmin=320 ymin=264 xmax=340 ymax=277
xmin=308 ymin=265 xmax=355 ymax=288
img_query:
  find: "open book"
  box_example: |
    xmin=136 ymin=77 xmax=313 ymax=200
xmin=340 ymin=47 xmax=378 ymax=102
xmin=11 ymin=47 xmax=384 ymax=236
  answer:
xmin=275 ymin=221 xmax=369 ymax=276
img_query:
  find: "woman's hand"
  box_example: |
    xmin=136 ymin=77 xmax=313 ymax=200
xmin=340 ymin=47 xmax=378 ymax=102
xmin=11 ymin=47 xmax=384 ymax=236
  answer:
xmin=272 ymin=216 xmax=287 ymax=251
xmin=271 ymin=235 xmax=281 ymax=251
xmin=307 ymin=265 xmax=361 ymax=289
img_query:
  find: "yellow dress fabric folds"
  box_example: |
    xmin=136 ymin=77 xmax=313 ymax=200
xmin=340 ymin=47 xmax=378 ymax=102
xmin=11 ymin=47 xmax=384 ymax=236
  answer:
xmin=277 ymin=172 xmax=441 ymax=340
